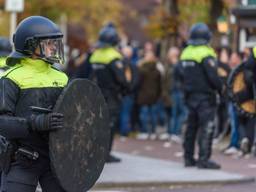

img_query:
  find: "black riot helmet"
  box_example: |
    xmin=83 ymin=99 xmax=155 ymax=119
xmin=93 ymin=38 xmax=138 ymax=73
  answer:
xmin=96 ymin=22 xmax=120 ymax=48
xmin=188 ymin=23 xmax=212 ymax=46
xmin=0 ymin=37 xmax=12 ymax=57
xmin=7 ymin=16 xmax=64 ymax=65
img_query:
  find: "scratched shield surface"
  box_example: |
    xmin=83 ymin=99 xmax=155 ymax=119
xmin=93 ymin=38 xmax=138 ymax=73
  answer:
xmin=49 ymin=79 xmax=110 ymax=192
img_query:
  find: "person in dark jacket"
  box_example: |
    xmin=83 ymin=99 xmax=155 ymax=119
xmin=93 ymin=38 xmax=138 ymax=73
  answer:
xmin=119 ymin=46 xmax=139 ymax=136
xmin=160 ymin=47 xmax=187 ymax=143
xmin=215 ymin=48 xmax=231 ymax=139
xmin=181 ymin=23 xmax=223 ymax=169
xmin=0 ymin=16 xmax=67 ymax=192
xmin=240 ymin=47 xmax=256 ymax=156
xmin=136 ymin=51 xmax=162 ymax=140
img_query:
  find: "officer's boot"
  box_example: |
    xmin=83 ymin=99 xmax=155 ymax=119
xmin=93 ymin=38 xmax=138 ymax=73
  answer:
xmin=185 ymin=158 xmax=197 ymax=167
xmin=197 ymin=160 xmax=221 ymax=169
xmin=106 ymin=132 xmax=121 ymax=163
xmin=106 ymin=113 xmax=121 ymax=163
xmin=106 ymin=129 xmax=121 ymax=163
xmin=183 ymin=114 xmax=197 ymax=167
xmin=106 ymin=154 xmax=121 ymax=163
xmin=198 ymin=121 xmax=221 ymax=169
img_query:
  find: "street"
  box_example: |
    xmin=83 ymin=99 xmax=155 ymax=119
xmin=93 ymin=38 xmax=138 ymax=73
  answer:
xmin=92 ymin=136 xmax=256 ymax=192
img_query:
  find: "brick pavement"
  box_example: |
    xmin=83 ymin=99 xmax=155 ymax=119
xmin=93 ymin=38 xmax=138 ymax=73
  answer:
xmin=112 ymin=137 xmax=256 ymax=178
xmin=96 ymin=152 xmax=252 ymax=188
xmin=98 ymin=136 xmax=256 ymax=192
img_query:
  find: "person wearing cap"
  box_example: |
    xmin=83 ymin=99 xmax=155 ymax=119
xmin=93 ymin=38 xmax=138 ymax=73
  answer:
xmin=180 ymin=23 xmax=223 ymax=169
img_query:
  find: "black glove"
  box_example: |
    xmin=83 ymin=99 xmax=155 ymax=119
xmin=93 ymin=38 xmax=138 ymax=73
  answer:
xmin=0 ymin=135 xmax=8 ymax=154
xmin=29 ymin=113 xmax=64 ymax=132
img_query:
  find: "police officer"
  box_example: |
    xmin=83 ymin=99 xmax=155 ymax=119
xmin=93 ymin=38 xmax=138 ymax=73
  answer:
xmin=180 ymin=23 xmax=223 ymax=169
xmin=89 ymin=23 xmax=129 ymax=163
xmin=0 ymin=37 xmax=12 ymax=74
xmin=0 ymin=16 xmax=67 ymax=192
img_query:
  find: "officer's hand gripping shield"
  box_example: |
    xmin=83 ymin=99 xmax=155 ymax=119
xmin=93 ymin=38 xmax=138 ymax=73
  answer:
xmin=49 ymin=79 xmax=110 ymax=192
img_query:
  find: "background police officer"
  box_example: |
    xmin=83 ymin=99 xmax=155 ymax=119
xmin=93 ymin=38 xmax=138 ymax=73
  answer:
xmin=180 ymin=23 xmax=223 ymax=169
xmin=89 ymin=23 xmax=130 ymax=163
xmin=0 ymin=16 xmax=67 ymax=192
xmin=0 ymin=37 xmax=12 ymax=74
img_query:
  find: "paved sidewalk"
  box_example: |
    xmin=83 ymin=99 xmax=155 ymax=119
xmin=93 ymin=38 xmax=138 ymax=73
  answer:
xmin=94 ymin=152 xmax=254 ymax=189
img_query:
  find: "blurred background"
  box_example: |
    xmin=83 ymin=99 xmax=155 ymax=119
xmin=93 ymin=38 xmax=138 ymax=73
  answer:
xmin=1 ymin=0 xmax=255 ymax=61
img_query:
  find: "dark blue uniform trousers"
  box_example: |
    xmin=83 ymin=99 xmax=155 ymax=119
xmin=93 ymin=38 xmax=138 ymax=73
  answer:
xmin=183 ymin=97 xmax=216 ymax=162
xmin=1 ymin=156 xmax=65 ymax=192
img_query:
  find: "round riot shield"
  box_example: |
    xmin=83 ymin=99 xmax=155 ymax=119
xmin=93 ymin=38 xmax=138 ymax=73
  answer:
xmin=49 ymin=79 xmax=110 ymax=192
xmin=228 ymin=62 xmax=256 ymax=118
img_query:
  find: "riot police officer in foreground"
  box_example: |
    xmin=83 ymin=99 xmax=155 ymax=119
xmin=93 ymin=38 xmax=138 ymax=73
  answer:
xmin=89 ymin=23 xmax=129 ymax=163
xmin=180 ymin=23 xmax=223 ymax=169
xmin=0 ymin=37 xmax=12 ymax=74
xmin=0 ymin=16 xmax=67 ymax=191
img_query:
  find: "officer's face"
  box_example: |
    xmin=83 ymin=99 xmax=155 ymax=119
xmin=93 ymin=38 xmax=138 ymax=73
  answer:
xmin=34 ymin=39 xmax=57 ymax=57
xmin=44 ymin=39 xmax=57 ymax=58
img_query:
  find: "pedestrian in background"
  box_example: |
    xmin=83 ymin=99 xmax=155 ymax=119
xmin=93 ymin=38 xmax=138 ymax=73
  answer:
xmin=214 ymin=48 xmax=231 ymax=141
xmin=136 ymin=51 xmax=161 ymax=140
xmin=223 ymin=52 xmax=242 ymax=155
xmin=119 ymin=46 xmax=139 ymax=136
xmin=160 ymin=47 xmax=186 ymax=144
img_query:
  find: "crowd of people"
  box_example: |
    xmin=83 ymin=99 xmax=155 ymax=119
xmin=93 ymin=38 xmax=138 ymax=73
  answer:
xmin=66 ymin=23 xmax=256 ymax=168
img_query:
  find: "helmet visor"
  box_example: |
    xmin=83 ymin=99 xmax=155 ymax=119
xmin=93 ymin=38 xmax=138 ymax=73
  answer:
xmin=39 ymin=38 xmax=64 ymax=65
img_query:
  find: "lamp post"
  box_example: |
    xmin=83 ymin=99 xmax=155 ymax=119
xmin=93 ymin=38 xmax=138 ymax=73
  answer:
xmin=217 ymin=16 xmax=229 ymax=47
xmin=5 ymin=0 xmax=24 ymax=43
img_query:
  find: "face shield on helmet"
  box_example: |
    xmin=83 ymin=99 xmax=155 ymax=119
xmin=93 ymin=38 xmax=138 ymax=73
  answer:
xmin=6 ymin=16 xmax=65 ymax=66
xmin=36 ymin=37 xmax=64 ymax=65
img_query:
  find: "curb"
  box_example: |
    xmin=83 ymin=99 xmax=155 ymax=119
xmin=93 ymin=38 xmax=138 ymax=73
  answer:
xmin=94 ymin=176 xmax=255 ymax=189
